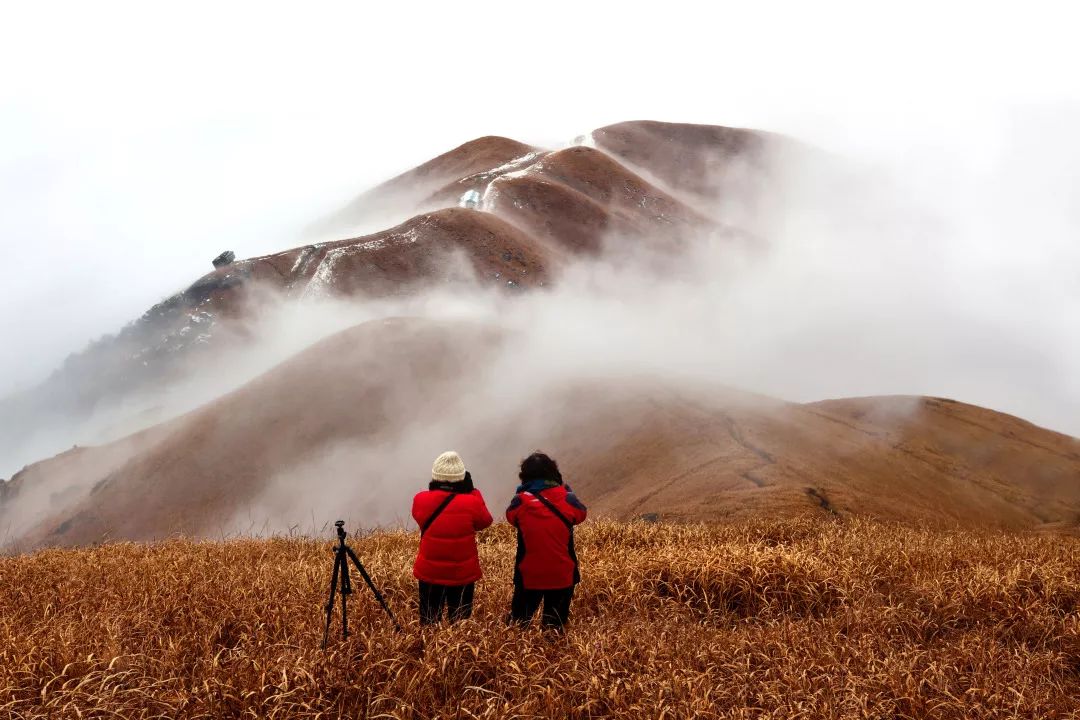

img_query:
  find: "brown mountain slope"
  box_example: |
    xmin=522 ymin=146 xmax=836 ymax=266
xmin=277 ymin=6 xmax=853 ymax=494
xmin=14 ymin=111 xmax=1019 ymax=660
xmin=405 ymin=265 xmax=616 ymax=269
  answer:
xmin=479 ymin=147 xmax=720 ymax=256
xmin=0 ymin=121 xmax=757 ymax=475
xmin=313 ymin=126 xmax=752 ymax=256
xmin=483 ymin=174 xmax=618 ymax=256
xmin=266 ymin=208 xmax=553 ymax=297
xmin=115 ymin=130 xmax=738 ymax=353
xmin=307 ymin=136 xmax=536 ymax=239
xmin=5 ymin=317 xmax=1078 ymax=549
xmin=137 ymin=208 xmax=555 ymax=323
xmin=532 ymin=146 xmax=715 ymax=229
xmin=591 ymin=120 xmax=776 ymax=201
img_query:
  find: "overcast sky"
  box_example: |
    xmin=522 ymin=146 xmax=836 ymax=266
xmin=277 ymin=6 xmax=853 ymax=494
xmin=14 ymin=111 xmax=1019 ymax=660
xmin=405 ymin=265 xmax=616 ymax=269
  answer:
xmin=1 ymin=1 xmax=1078 ymax=424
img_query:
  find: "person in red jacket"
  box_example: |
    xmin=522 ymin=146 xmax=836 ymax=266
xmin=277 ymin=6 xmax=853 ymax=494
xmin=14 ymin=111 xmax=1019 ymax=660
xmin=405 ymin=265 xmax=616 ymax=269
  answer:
xmin=505 ymin=452 xmax=587 ymax=630
xmin=412 ymin=451 xmax=493 ymax=625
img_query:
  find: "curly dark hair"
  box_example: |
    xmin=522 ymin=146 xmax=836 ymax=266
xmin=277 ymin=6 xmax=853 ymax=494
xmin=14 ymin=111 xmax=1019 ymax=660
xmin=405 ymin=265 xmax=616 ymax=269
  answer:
xmin=518 ymin=452 xmax=563 ymax=485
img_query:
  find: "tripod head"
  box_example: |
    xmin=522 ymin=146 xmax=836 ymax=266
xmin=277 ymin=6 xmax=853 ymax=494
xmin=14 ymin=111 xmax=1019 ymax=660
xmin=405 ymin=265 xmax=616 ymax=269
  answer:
xmin=334 ymin=520 xmax=346 ymax=543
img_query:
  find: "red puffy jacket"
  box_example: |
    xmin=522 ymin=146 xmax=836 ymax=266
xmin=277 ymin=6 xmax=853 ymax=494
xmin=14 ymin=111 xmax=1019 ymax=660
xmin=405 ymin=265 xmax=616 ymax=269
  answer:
xmin=506 ymin=483 xmax=588 ymax=590
xmin=412 ymin=488 xmax=493 ymax=585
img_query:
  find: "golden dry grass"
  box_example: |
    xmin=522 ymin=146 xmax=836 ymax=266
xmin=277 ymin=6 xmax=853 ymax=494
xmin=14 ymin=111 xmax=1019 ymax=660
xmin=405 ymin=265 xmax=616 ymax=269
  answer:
xmin=2 ymin=518 xmax=1080 ymax=719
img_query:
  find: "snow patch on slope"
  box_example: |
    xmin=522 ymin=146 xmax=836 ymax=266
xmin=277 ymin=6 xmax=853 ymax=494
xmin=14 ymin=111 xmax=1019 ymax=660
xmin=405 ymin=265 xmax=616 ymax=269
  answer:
xmin=302 ymin=227 xmax=422 ymax=298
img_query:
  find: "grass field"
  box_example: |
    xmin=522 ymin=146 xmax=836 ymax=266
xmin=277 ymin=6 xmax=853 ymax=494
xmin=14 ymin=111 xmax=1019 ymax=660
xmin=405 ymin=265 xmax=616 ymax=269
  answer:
xmin=2 ymin=518 xmax=1080 ymax=718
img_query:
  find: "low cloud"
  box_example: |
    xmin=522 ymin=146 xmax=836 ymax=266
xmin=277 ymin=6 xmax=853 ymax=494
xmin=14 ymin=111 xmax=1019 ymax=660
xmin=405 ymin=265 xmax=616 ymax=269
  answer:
xmin=3 ymin=106 xmax=1080 ymax=540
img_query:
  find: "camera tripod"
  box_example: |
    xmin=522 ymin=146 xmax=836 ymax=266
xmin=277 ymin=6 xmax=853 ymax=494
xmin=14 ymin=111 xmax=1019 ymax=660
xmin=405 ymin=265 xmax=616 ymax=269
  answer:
xmin=322 ymin=520 xmax=401 ymax=648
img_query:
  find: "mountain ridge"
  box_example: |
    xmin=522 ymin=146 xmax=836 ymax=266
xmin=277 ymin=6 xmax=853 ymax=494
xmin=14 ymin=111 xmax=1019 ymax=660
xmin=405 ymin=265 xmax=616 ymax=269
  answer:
xmin=4 ymin=120 xmax=1077 ymax=548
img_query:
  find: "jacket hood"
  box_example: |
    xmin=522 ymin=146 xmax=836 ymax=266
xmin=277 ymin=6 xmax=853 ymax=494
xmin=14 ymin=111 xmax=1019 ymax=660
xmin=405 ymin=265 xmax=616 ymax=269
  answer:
xmin=516 ymin=477 xmax=562 ymax=494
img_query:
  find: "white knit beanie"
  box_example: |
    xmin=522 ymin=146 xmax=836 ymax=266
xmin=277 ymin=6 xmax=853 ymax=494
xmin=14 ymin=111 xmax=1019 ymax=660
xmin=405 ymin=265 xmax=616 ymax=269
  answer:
xmin=431 ymin=450 xmax=467 ymax=482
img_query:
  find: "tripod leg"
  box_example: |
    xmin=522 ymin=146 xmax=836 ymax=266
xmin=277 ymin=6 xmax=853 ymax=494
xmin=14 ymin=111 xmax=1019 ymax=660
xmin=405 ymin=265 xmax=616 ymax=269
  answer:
xmin=346 ymin=546 xmax=403 ymax=632
xmin=322 ymin=549 xmax=342 ymax=649
xmin=340 ymin=555 xmax=350 ymax=641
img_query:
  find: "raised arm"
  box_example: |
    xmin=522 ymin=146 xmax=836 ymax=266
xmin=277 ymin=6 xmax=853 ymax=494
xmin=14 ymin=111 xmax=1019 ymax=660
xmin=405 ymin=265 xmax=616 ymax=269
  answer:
xmin=472 ymin=491 xmax=494 ymax=531
xmin=505 ymin=494 xmax=523 ymax=528
xmin=410 ymin=492 xmax=424 ymax=527
xmin=564 ymin=486 xmax=588 ymax=525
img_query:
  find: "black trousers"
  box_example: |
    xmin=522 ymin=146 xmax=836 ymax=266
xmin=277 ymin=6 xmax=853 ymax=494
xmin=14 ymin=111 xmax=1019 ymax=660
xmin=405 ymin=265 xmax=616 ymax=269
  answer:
xmin=509 ymin=583 xmax=575 ymax=629
xmin=418 ymin=581 xmax=475 ymax=625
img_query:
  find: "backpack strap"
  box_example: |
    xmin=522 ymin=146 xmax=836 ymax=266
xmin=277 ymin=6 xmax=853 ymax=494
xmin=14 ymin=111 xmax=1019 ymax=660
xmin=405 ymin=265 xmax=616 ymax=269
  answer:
xmin=421 ymin=493 xmax=457 ymax=535
xmin=528 ymin=490 xmax=574 ymax=530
